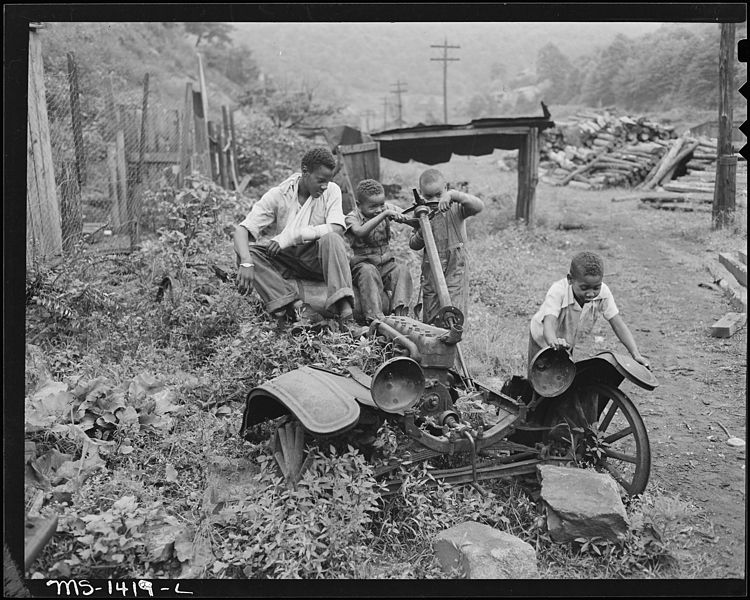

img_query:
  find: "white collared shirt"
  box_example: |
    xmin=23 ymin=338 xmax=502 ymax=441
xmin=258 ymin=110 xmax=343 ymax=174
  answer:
xmin=529 ymin=278 xmax=619 ymax=352
xmin=239 ymin=173 xmax=346 ymax=244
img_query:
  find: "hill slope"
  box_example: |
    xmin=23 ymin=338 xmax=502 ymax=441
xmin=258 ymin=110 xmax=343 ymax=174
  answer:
xmin=231 ymin=22 xmax=664 ymax=121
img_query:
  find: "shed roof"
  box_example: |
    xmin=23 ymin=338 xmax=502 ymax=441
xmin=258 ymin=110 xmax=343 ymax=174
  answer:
xmin=370 ymin=116 xmax=555 ymax=165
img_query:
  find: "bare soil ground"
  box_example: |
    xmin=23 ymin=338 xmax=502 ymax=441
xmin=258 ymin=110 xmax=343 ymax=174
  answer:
xmin=384 ymin=153 xmax=747 ymax=578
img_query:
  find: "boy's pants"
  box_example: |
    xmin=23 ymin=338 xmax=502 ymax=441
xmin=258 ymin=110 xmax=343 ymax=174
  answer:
xmin=246 ymin=233 xmax=354 ymax=314
xmin=420 ymin=246 xmax=468 ymax=325
xmin=351 ymin=257 xmax=412 ymax=321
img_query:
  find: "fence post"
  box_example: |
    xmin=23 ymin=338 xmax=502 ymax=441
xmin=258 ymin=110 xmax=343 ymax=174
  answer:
xmin=27 ymin=23 xmax=62 ymax=264
xmin=178 ymin=82 xmax=195 ymax=186
xmin=217 ymin=120 xmax=227 ymax=188
xmin=131 ymin=72 xmax=149 ymax=250
xmin=66 ymin=52 xmax=86 ymax=189
xmin=221 ymin=105 xmax=232 ymax=189
xmin=60 ymin=161 xmax=83 ymax=252
xmin=228 ymin=106 xmax=239 ymax=189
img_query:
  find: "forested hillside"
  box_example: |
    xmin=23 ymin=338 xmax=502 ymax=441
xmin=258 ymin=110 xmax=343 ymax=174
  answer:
xmin=36 ymin=21 xmax=746 ymax=133
xmin=232 ymin=21 xmax=746 ymax=127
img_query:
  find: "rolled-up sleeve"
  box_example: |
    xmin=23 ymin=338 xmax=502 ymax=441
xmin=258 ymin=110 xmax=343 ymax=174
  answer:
xmin=239 ymin=190 xmax=279 ymax=241
xmin=323 ymin=183 xmax=347 ymax=229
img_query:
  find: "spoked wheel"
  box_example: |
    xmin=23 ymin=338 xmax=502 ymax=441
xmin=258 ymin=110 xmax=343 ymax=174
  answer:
xmin=581 ymin=383 xmax=651 ymax=496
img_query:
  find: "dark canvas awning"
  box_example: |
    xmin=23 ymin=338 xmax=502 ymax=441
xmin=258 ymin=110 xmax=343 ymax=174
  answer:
xmin=370 ymin=116 xmax=555 ymax=165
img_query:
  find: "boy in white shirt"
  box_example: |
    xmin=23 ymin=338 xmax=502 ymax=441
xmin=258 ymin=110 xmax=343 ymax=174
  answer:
xmin=528 ymin=251 xmax=649 ymax=371
xmin=233 ymin=148 xmax=363 ymax=334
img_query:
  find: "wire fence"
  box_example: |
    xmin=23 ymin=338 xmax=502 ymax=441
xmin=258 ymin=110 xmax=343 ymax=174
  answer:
xmin=28 ymin=31 xmax=235 ymax=267
xmin=38 ymin=51 xmax=179 ymax=258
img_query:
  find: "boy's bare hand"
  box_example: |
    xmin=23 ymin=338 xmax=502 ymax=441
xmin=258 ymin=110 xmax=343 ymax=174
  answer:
xmin=438 ymin=190 xmax=453 ymax=212
xmin=548 ymin=338 xmax=570 ymax=352
xmin=237 ymin=265 xmax=255 ymax=294
xmin=266 ymin=240 xmax=282 ymax=257
xmin=388 ymin=211 xmax=408 ymax=224
xmin=632 ymin=353 xmax=651 ymax=370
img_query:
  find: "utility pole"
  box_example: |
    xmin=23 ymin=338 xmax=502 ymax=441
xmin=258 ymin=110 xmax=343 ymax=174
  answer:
xmin=713 ymin=22 xmax=736 ymax=229
xmin=361 ymin=109 xmax=375 ymax=132
xmin=391 ymin=80 xmax=407 ymax=127
xmin=382 ymin=96 xmax=389 ymax=130
xmin=431 ymin=38 xmax=460 ymax=124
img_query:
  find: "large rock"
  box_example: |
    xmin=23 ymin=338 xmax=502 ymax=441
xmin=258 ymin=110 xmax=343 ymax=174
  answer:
xmin=434 ymin=521 xmax=539 ymax=579
xmin=537 ymin=465 xmax=629 ymax=542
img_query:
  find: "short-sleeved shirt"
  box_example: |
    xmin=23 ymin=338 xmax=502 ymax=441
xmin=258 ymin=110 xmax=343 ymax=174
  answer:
xmin=239 ymin=173 xmax=346 ymax=244
xmin=344 ymin=202 xmax=401 ymax=265
xmin=529 ymin=278 xmax=619 ymax=355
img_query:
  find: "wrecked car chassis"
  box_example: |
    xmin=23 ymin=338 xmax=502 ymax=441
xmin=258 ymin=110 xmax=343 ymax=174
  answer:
xmin=241 ymin=199 xmax=658 ymax=496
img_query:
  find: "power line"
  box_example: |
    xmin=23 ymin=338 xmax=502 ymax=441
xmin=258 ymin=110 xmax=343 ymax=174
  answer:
xmin=430 ymin=38 xmax=460 ymax=124
xmin=390 ymin=80 xmax=407 ymax=127
xmin=361 ymin=109 xmax=375 ymax=132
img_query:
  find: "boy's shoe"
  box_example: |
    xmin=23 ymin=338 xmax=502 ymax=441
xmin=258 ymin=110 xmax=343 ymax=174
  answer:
xmin=392 ymin=305 xmax=409 ymax=317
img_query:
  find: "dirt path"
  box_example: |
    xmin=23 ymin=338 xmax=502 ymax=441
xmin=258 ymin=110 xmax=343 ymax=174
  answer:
xmin=570 ymin=197 xmax=746 ymax=577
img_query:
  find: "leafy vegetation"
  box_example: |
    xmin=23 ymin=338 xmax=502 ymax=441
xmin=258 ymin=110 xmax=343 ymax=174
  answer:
xmin=21 ymin=20 xmax=746 ymax=581
xmin=25 ymin=164 xmax=738 ymax=579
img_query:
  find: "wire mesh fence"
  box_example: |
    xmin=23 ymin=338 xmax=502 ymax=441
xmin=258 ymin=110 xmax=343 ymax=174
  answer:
xmin=27 ymin=31 xmax=236 ymax=267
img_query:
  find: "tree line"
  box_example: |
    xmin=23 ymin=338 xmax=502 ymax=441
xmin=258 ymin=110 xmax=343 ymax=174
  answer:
xmin=466 ymin=23 xmax=746 ymax=118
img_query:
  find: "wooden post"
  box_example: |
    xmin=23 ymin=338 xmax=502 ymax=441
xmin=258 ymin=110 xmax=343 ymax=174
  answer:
xmin=27 ymin=24 xmax=62 ymax=263
xmin=60 ymin=161 xmax=82 ymax=253
xmin=526 ymin=127 xmax=539 ymax=227
xmin=221 ymin=105 xmax=231 ymax=188
xmin=114 ymin=108 xmax=129 ymax=230
xmin=132 ymin=72 xmax=149 ymax=249
xmin=515 ymin=137 xmax=527 ymax=222
xmin=196 ymin=53 xmax=212 ymax=175
xmin=66 ymin=52 xmax=86 ymax=188
xmin=192 ymin=88 xmax=210 ymax=176
xmin=228 ymin=107 xmax=239 ymax=188
xmin=197 ymin=53 xmax=210 ymax=142
xmin=178 ymin=82 xmax=195 ymax=186
xmin=207 ymin=120 xmax=216 ymax=181
xmin=217 ymin=122 xmax=227 ymax=188
xmin=105 ymin=73 xmax=126 ymax=228
xmin=106 ymin=142 xmax=120 ymax=228
xmin=713 ymin=22 xmax=736 ymax=229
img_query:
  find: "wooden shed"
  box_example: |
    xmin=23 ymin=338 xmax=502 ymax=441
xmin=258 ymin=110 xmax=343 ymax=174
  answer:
xmin=370 ymin=116 xmax=555 ymax=224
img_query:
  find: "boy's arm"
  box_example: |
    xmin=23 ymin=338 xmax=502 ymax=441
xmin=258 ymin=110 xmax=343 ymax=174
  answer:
xmin=608 ymin=314 xmax=650 ymax=369
xmin=542 ymin=314 xmax=570 ymax=351
xmin=408 ymin=227 xmax=425 ymax=250
xmin=446 ymin=190 xmax=484 ymax=217
xmin=347 ymin=210 xmax=393 ymax=239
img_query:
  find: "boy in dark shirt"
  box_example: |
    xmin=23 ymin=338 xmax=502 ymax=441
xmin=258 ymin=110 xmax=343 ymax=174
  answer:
xmin=345 ymin=179 xmax=413 ymax=322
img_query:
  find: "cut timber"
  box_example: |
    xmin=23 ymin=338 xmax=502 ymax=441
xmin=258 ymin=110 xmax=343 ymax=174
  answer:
xmin=705 ymin=259 xmax=748 ymax=313
xmin=25 ymin=515 xmax=58 ymax=570
xmin=641 ymin=136 xmax=686 ymax=190
xmin=638 ymin=201 xmax=710 ymax=213
xmin=710 ymin=312 xmax=747 ymax=338
xmin=662 ymin=182 xmax=715 ymax=194
xmin=719 ymin=252 xmax=747 ymax=287
xmin=612 ymin=191 xmax=712 ymax=203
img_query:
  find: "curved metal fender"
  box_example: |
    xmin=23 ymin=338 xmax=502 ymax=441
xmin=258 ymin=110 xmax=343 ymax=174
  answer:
xmin=576 ymin=351 xmax=659 ymax=391
xmin=242 ymin=366 xmax=371 ymax=436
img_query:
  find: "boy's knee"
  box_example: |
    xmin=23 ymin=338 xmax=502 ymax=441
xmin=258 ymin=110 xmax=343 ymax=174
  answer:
xmin=354 ymin=262 xmax=380 ymax=281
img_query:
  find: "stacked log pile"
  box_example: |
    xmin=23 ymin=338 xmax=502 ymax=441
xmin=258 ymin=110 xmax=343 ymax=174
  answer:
xmin=540 ymin=110 xmax=677 ymax=189
xmin=635 ymin=136 xmax=747 ymax=211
